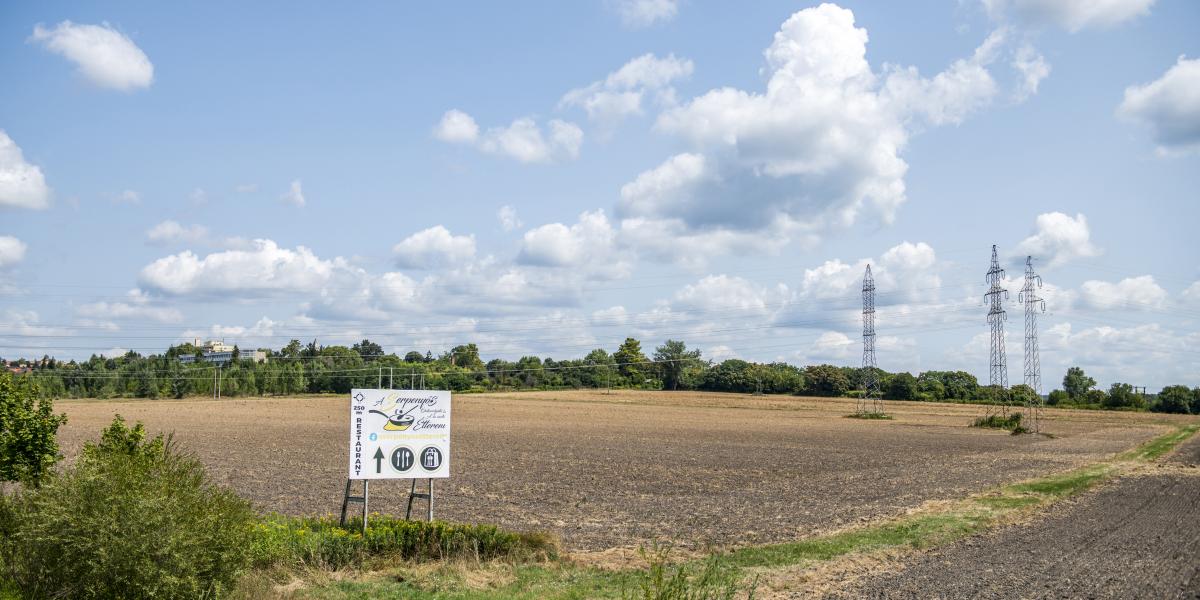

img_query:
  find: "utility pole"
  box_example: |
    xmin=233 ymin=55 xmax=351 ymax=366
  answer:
xmin=859 ymin=264 xmax=882 ymax=414
xmin=1020 ymin=256 xmax=1046 ymax=432
xmin=985 ymin=245 xmax=1010 ymax=416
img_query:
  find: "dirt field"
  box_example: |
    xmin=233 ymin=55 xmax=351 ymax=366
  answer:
xmin=825 ymin=436 xmax=1200 ymax=599
xmin=55 ymin=391 xmax=1188 ymax=552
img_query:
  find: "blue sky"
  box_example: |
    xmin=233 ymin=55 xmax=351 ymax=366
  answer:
xmin=1 ymin=0 xmax=1198 ymax=390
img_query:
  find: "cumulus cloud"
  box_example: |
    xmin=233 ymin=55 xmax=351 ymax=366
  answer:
xmin=561 ymin=54 xmax=694 ymax=125
xmin=982 ymin=0 xmax=1155 ymax=32
xmin=1117 ymin=56 xmax=1200 ymax=154
xmin=433 ymin=109 xmax=480 ymax=144
xmin=111 ymin=189 xmax=141 ymax=205
xmin=280 ymin=180 xmax=305 ymax=207
xmin=146 ymin=220 xmax=208 ymax=245
xmin=1184 ymin=281 xmax=1200 ymax=304
xmin=1012 ymin=212 xmax=1100 ymax=267
xmin=497 ymin=205 xmax=522 ymax=231
xmin=139 ymin=239 xmax=343 ymax=296
xmin=612 ymin=0 xmax=679 ymax=28
xmin=519 ymin=210 xmax=630 ymax=278
xmin=0 ymin=131 xmax=51 ymax=210
xmin=1080 ymin=275 xmax=1168 ymax=310
xmin=0 ymin=236 xmax=27 ymax=268
xmin=393 ymin=226 xmax=476 ymax=269
xmin=30 ymin=20 xmax=154 ymax=90
xmin=621 ymin=4 xmax=1011 ymax=246
xmin=434 ymin=110 xmax=583 ymax=163
xmin=76 ymin=289 xmax=183 ymax=324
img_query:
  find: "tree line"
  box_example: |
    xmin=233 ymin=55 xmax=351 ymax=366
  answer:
xmin=5 ymin=338 xmax=1198 ymax=414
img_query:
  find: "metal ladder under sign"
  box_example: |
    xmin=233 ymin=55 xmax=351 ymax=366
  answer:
xmin=406 ymin=478 xmax=434 ymax=521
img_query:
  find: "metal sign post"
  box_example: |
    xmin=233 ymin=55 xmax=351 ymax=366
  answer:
xmin=341 ymin=389 xmax=451 ymax=528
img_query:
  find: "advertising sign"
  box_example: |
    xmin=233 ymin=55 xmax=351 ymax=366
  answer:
xmin=348 ymin=389 xmax=450 ymax=479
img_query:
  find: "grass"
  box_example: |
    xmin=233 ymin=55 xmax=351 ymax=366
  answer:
xmin=285 ymin=422 xmax=1200 ymax=599
xmin=845 ymin=412 xmax=893 ymax=420
xmin=971 ymin=412 xmax=1028 ymax=434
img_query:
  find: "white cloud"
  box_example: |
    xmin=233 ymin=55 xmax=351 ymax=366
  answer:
xmin=519 ymin=210 xmax=630 ymax=277
xmin=1183 ymin=281 xmax=1200 ymax=305
xmin=433 ymin=109 xmax=480 ymax=144
xmin=234 ymin=183 xmax=258 ymax=193
xmin=139 ymin=239 xmax=343 ymax=296
xmin=561 ymin=54 xmax=694 ymax=124
xmin=672 ymin=275 xmax=779 ymax=317
xmin=146 ymin=220 xmax=208 ymax=245
xmin=0 ymin=131 xmax=51 ymax=210
xmin=76 ymin=289 xmax=183 ymax=324
xmin=592 ymin=305 xmax=629 ymax=326
xmin=622 ymin=5 xmax=1009 ymax=244
xmin=437 ymin=111 xmax=583 ymax=163
xmin=0 ymin=236 xmax=27 ymax=268
xmin=188 ymin=188 xmax=208 ymax=205
xmin=30 ymin=20 xmax=154 ymax=90
xmin=1117 ymin=56 xmax=1200 ymax=154
xmin=480 ymin=118 xmax=583 ymax=163
xmin=1080 ymin=276 xmax=1168 ymax=310
xmin=112 ymin=189 xmax=141 ymax=205
xmin=280 ymin=180 xmax=305 ymax=207
xmin=497 ymin=205 xmax=523 ymax=231
xmin=1011 ymin=43 xmax=1050 ymax=101
xmin=1012 ymin=212 xmax=1100 ymax=267
xmin=982 ymin=0 xmax=1155 ymax=32
xmin=392 ymin=226 xmax=477 ymax=269
xmin=612 ymin=0 xmax=679 ymax=28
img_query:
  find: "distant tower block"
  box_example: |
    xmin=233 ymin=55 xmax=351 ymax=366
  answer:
xmin=985 ymin=245 xmax=1010 ymax=415
xmin=1020 ymin=256 xmax=1046 ymax=432
xmin=859 ymin=264 xmax=882 ymax=414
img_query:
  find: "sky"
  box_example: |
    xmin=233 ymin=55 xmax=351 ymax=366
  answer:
xmin=1 ymin=0 xmax=1198 ymax=391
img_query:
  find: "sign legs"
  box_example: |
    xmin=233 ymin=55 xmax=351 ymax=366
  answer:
xmin=405 ymin=478 xmax=434 ymax=521
xmin=339 ymin=479 xmax=369 ymax=533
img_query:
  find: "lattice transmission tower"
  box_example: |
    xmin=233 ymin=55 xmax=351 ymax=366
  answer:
xmin=985 ymin=245 xmax=1010 ymax=416
xmin=1020 ymin=256 xmax=1046 ymax=432
xmin=858 ymin=264 xmax=883 ymax=414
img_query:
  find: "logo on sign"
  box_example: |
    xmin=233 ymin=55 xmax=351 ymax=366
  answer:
xmin=420 ymin=446 xmax=443 ymax=471
xmin=391 ymin=447 xmax=415 ymax=473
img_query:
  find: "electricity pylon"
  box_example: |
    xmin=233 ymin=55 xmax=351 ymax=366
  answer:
xmin=1020 ymin=256 xmax=1046 ymax=432
xmin=859 ymin=264 xmax=882 ymax=414
xmin=985 ymin=245 xmax=1010 ymax=416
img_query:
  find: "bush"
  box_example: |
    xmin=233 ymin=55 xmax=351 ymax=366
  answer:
xmin=972 ymin=412 xmax=1027 ymax=434
xmin=623 ymin=545 xmax=756 ymax=600
xmin=0 ymin=415 xmax=256 ymax=599
xmin=0 ymin=373 xmax=67 ymax=486
xmin=249 ymin=514 xmax=558 ymax=571
xmin=1152 ymin=385 xmax=1192 ymax=414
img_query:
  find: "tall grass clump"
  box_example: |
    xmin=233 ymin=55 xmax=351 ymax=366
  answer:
xmin=623 ymin=545 xmax=757 ymax=600
xmin=971 ymin=412 xmax=1028 ymax=434
xmin=0 ymin=415 xmax=256 ymax=599
xmin=250 ymin=514 xmax=558 ymax=570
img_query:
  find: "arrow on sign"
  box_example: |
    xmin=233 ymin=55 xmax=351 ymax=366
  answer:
xmin=373 ymin=447 xmax=384 ymax=473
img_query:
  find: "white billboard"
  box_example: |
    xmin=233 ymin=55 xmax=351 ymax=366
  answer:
xmin=348 ymin=389 xmax=451 ymax=480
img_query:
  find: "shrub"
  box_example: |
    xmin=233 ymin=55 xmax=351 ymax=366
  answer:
xmin=249 ymin=514 xmax=558 ymax=571
xmin=0 ymin=373 xmax=67 ymax=486
xmin=623 ymin=545 xmax=757 ymax=600
xmin=972 ymin=412 xmax=1027 ymax=434
xmin=0 ymin=415 xmax=256 ymax=599
xmin=1152 ymin=385 xmax=1192 ymax=414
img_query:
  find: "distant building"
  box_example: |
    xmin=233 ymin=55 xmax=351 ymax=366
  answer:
xmin=178 ymin=339 xmax=267 ymax=364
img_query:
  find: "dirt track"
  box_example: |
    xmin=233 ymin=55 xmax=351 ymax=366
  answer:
xmin=55 ymin=391 xmax=1183 ymax=552
xmin=825 ymin=435 xmax=1200 ymax=599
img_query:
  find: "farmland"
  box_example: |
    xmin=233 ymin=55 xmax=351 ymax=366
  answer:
xmin=54 ymin=390 xmax=1189 ymax=555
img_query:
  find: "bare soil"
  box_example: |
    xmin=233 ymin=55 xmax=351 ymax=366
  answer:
xmin=823 ymin=434 xmax=1200 ymax=599
xmin=55 ymin=391 xmax=1184 ymax=552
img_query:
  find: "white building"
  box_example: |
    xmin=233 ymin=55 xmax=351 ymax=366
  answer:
xmin=178 ymin=339 xmax=267 ymax=364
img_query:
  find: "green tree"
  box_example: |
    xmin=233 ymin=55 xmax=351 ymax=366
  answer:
xmin=804 ymin=365 xmax=851 ymax=397
xmin=1152 ymin=385 xmax=1192 ymax=414
xmin=1008 ymin=384 xmax=1039 ymax=407
xmin=403 ymin=351 xmax=425 ymax=363
xmin=352 ymin=339 xmax=385 ymax=362
xmin=1104 ymin=382 xmax=1141 ymax=409
xmin=1046 ymin=389 xmax=1068 ymax=406
xmin=1063 ymin=367 xmax=1095 ymax=400
xmin=653 ymin=340 xmax=702 ymax=391
xmin=614 ymin=338 xmax=649 ymax=384
xmin=885 ymin=372 xmax=918 ymax=400
xmin=0 ymin=372 xmax=68 ymax=485
xmin=447 ymin=344 xmax=483 ymax=370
